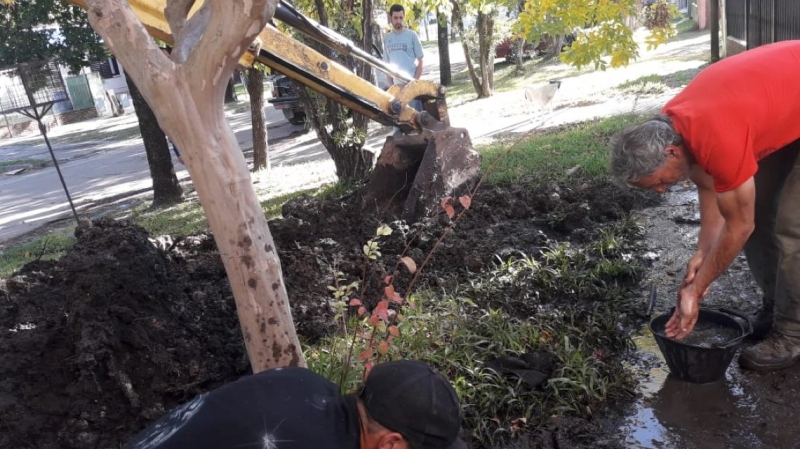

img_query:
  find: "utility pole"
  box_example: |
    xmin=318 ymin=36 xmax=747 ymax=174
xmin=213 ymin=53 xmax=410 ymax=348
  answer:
xmin=720 ymin=0 xmax=727 ymax=58
xmin=711 ymin=0 xmax=720 ymax=62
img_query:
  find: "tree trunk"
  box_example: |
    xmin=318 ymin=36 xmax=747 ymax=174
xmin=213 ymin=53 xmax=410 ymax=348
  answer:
xmin=451 ymin=0 xmax=482 ymax=95
xmin=710 ymin=0 xmax=720 ymax=62
xmin=437 ymin=9 xmax=451 ymax=86
xmin=124 ymin=70 xmax=183 ymax=207
xmin=297 ymin=84 xmax=373 ymax=182
xmin=514 ymin=37 xmax=525 ymax=71
xmin=294 ymin=0 xmax=372 ymax=182
xmin=224 ymin=75 xmax=238 ymax=103
xmin=477 ymin=10 xmax=493 ymax=98
xmin=548 ymin=34 xmax=565 ymax=59
xmin=354 ymin=0 xmax=374 ymax=130
xmin=247 ymin=68 xmax=269 ymax=171
xmin=85 ymin=0 xmax=306 ymax=372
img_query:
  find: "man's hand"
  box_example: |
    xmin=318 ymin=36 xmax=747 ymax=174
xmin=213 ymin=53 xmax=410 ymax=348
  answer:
xmin=665 ymin=283 xmax=703 ymax=340
xmin=681 ymin=252 xmax=710 ymax=297
xmin=682 ymin=251 xmax=704 ymax=286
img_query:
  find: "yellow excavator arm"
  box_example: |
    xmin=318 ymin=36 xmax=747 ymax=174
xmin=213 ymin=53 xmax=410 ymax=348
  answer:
xmin=67 ymin=0 xmax=480 ymax=224
xmin=66 ymin=0 xmax=449 ymax=132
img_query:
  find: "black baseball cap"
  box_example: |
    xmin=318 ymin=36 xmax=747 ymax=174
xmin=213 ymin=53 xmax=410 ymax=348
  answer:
xmin=359 ymin=360 xmax=466 ymax=449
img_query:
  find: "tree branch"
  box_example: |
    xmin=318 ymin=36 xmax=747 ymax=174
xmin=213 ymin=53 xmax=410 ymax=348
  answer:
xmin=185 ymin=0 xmax=276 ymax=98
xmin=85 ymin=0 xmax=173 ymax=98
xmin=164 ymin=0 xmax=195 ymax=39
xmin=170 ymin=0 xmax=210 ymax=64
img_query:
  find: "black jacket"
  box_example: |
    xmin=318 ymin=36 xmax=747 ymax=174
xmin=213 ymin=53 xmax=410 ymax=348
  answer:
xmin=125 ymin=367 xmax=361 ymax=449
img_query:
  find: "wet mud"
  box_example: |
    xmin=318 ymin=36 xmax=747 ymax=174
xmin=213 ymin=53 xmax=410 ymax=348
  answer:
xmin=620 ymin=184 xmax=800 ymax=449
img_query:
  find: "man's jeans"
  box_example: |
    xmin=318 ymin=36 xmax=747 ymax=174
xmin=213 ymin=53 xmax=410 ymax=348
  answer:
xmin=744 ymin=139 xmax=800 ymax=337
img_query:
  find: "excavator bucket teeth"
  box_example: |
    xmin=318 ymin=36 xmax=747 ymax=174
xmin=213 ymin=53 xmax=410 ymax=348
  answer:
xmin=361 ymin=127 xmax=481 ymax=223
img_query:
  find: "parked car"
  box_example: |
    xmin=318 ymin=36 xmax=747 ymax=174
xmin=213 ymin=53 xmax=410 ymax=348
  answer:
xmin=495 ymin=38 xmax=539 ymax=60
xmin=268 ymin=74 xmax=305 ymax=126
xmin=495 ymin=32 xmax=577 ymax=62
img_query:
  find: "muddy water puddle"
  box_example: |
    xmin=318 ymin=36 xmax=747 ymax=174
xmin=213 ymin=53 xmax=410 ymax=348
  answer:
xmin=654 ymin=321 xmax=740 ymax=348
xmin=617 ymin=184 xmax=800 ymax=449
xmin=620 ymin=328 xmax=761 ymax=449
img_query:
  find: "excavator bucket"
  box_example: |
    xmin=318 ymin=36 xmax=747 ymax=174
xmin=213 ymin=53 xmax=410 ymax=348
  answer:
xmin=361 ymin=111 xmax=482 ymax=223
xmin=267 ymin=1 xmax=483 ymax=223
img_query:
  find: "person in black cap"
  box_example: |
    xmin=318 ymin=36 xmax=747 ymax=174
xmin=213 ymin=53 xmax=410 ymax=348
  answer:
xmin=124 ymin=360 xmax=466 ymax=449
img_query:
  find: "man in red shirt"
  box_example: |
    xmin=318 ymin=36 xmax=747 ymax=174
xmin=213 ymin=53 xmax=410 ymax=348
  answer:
xmin=609 ymin=40 xmax=800 ymax=372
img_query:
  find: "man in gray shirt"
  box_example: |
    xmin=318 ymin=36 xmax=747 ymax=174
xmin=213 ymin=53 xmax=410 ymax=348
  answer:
xmin=384 ymin=4 xmax=423 ymax=110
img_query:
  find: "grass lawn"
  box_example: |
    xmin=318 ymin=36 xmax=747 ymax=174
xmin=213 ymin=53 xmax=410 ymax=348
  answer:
xmin=445 ymin=57 xmax=589 ymax=107
xmin=0 ymin=158 xmax=51 ymax=171
xmin=481 ymin=114 xmax=643 ymax=185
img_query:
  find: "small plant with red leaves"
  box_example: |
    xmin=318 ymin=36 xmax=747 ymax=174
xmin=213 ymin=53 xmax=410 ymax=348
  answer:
xmin=334 ymin=194 xmax=474 ymax=380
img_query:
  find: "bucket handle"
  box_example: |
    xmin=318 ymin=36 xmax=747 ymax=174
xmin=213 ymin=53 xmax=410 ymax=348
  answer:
xmin=716 ymin=307 xmax=753 ymax=348
xmin=647 ymin=285 xmax=657 ymax=318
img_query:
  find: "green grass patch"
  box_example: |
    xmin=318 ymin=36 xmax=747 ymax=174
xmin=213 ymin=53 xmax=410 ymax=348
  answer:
xmin=614 ymin=74 xmax=668 ymax=95
xmin=0 ymin=158 xmax=52 ymax=172
xmin=132 ymin=198 xmax=211 ymax=237
xmin=611 ymin=67 xmax=701 ymax=97
xmin=675 ymin=17 xmax=698 ymax=34
xmin=479 ymin=114 xmax=644 ymax=185
xmin=234 ymin=84 xmax=247 ymax=97
xmin=133 ymin=184 xmax=348 ymax=237
xmin=0 ymin=230 xmax=76 ymax=278
xmin=616 ymin=74 xmax=664 ymax=90
xmin=446 ymin=58 xmax=590 ymax=107
xmin=0 ymin=158 xmax=49 ymax=171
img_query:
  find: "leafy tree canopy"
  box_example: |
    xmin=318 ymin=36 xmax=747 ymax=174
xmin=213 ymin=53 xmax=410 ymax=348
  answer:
xmin=0 ymin=0 xmax=106 ymax=73
xmin=516 ymin=0 xmax=678 ymax=70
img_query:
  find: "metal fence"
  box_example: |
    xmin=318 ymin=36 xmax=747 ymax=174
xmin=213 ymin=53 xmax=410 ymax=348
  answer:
xmin=726 ymin=0 xmax=800 ymax=49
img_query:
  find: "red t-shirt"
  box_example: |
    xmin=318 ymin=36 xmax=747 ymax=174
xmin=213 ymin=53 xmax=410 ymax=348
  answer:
xmin=662 ymin=40 xmax=800 ymax=192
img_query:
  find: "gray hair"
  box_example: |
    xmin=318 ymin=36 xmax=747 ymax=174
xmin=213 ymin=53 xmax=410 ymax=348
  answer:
xmin=609 ymin=115 xmax=682 ymax=186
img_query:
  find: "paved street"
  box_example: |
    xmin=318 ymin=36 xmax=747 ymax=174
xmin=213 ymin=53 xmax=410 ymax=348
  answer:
xmin=0 ymin=101 xmax=315 ymax=242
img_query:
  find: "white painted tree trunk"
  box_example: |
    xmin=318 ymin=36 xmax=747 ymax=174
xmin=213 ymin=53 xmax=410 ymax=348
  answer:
xmin=84 ymin=0 xmax=306 ymax=372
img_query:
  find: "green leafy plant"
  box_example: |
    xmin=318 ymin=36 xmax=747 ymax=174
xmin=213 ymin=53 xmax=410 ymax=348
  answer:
xmin=322 ymin=195 xmax=476 ymax=384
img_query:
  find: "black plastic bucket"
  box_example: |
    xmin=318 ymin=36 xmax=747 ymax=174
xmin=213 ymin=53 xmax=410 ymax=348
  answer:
xmin=650 ymin=308 xmax=752 ymax=384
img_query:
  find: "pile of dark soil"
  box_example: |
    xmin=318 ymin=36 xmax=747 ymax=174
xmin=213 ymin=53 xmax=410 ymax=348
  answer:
xmin=0 ymin=220 xmax=248 ymax=448
xmin=0 ymin=181 xmax=656 ymax=448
